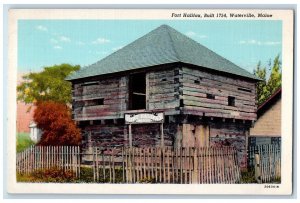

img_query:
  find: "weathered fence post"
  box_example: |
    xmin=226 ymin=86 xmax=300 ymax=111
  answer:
xmin=275 ymin=145 xmax=281 ymax=179
xmin=101 ymin=148 xmax=105 ymax=182
xmin=78 ymin=146 xmax=81 ymax=179
xmin=128 ymin=147 xmax=132 ymax=183
xmin=93 ymin=147 xmax=96 ymax=182
xmin=128 ymin=125 xmax=132 ymax=147
xmin=122 ymin=147 xmax=125 ymax=183
xmin=96 ymin=147 xmax=99 ymax=182
xmin=254 ymin=150 xmax=262 ymax=183
xmin=234 ymin=148 xmax=241 ymax=183
xmin=160 ymin=123 xmax=164 ymax=148
xmin=112 ymin=148 xmax=115 ymax=183
xmin=192 ymin=148 xmax=198 ymax=184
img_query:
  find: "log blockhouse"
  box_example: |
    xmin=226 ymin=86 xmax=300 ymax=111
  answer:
xmin=67 ymin=25 xmax=260 ymax=169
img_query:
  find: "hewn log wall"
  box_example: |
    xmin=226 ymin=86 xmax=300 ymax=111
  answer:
xmin=81 ymin=124 xmax=127 ymax=148
xmin=72 ymin=66 xmax=256 ymax=121
xmin=72 ymin=68 xmax=182 ymax=120
xmin=72 ymin=76 xmax=128 ymax=120
xmin=180 ymin=67 xmax=257 ymax=121
xmin=209 ymin=122 xmax=248 ymax=169
xmin=148 ymin=69 xmax=180 ymax=115
xmin=80 ymin=123 xmax=177 ymax=152
xmin=131 ymin=123 xmax=176 ymax=147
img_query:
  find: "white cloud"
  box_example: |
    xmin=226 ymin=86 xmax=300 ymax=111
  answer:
xmin=185 ymin=31 xmax=196 ymax=37
xmin=198 ymin=35 xmax=208 ymax=39
xmin=59 ymin=36 xmax=71 ymax=42
xmin=239 ymin=39 xmax=259 ymax=45
xmin=112 ymin=46 xmax=123 ymax=51
xmin=36 ymin=25 xmax=48 ymax=32
xmin=264 ymin=41 xmax=281 ymax=46
xmin=185 ymin=31 xmax=207 ymax=39
xmin=92 ymin=37 xmax=111 ymax=44
xmin=76 ymin=41 xmax=85 ymax=46
xmin=239 ymin=39 xmax=281 ymax=46
xmin=50 ymin=36 xmax=71 ymax=48
xmin=53 ymin=45 xmax=62 ymax=49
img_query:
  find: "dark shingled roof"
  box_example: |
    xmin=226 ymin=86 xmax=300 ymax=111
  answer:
xmin=67 ymin=24 xmax=259 ymax=81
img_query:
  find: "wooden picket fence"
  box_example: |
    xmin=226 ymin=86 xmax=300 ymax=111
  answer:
xmin=17 ymin=146 xmax=241 ymax=184
xmin=91 ymin=146 xmax=241 ymax=184
xmin=16 ymin=146 xmax=81 ymax=177
xmin=250 ymin=144 xmax=281 ymax=183
xmin=248 ymin=144 xmax=281 ymax=168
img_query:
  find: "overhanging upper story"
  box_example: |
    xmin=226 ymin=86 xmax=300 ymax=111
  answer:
xmin=67 ymin=25 xmax=260 ymax=123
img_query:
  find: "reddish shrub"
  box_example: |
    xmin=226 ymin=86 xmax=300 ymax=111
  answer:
xmin=34 ymin=101 xmax=81 ymax=146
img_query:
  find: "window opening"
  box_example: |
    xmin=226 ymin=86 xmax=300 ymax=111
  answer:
xmin=228 ymin=96 xmax=235 ymax=106
xmin=129 ymin=72 xmax=146 ymax=110
xmin=86 ymin=98 xmax=104 ymax=107
xmin=81 ymin=82 xmax=98 ymax=87
xmin=206 ymin=94 xmax=215 ymax=99
xmin=238 ymin=87 xmax=252 ymax=93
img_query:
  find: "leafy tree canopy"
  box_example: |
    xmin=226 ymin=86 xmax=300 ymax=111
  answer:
xmin=254 ymin=55 xmax=282 ymax=106
xmin=17 ymin=64 xmax=80 ymax=105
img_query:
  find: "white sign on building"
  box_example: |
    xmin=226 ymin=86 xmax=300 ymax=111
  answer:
xmin=125 ymin=112 xmax=164 ymax=124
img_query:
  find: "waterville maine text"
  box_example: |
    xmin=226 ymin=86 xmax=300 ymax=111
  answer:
xmin=171 ymin=12 xmax=273 ymax=18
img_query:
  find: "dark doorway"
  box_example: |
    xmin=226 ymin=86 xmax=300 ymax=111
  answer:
xmin=129 ymin=72 xmax=146 ymax=110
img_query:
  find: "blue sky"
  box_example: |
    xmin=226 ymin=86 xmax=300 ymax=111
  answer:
xmin=18 ymin=20 xmax=282 ymax=75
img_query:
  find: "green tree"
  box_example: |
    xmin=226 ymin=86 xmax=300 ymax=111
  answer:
xmin=17 ymin=64 xmax=80 ymax=105
xmin=253 ymin=61 xmax=268 ymax=105
xmin=254 ymin=55 xmax=282 ymax=106
xmin=266 ymin=55 xmax=282 ymax=97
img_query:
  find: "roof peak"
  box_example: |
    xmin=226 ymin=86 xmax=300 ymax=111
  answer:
xmin=67 ymin=24 xmax=259 ymax=81
xmin=158 ymin=24 xmax=172 ymax=28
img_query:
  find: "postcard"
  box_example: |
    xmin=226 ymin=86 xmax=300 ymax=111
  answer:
xmin=7 ymin=8 xmax=293 ymax=195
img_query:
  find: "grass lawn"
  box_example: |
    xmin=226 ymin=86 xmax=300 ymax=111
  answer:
xmin=17 ymin=132 xmax=35 ymax=153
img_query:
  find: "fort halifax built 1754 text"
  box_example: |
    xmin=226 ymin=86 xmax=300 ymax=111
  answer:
xmin=171 ymin=12 xmax=273 ymax=18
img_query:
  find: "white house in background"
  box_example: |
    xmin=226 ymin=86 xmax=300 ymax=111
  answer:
xmin=29 ymin=122 xmax=42 ymax=143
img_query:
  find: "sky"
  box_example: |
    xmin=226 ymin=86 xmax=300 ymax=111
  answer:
xmin=18 ymin=20 xmax=282 ymax=75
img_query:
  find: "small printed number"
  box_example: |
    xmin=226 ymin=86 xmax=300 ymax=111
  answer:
xmin=264 ymin=185 xmax=279 ymax=189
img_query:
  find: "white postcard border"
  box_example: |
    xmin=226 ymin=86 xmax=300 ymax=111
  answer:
xmin=7 ymin=9 xmax=294 ymax=195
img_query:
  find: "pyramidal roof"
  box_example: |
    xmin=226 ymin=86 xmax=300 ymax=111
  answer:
xmin=67 ymin=25 xmax=259 ymax=81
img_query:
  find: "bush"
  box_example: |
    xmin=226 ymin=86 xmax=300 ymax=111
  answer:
xmin=16 ymin=133 xmax=35 ymax=153
xmin=34 ymin=101 xmax=81 ymax=146
xmin=79 ymin=167 xmax=124 ymax=183
xmin=78 ymin=167 xmax=94 ymax=183
xmin=17 ymin=167 xmax=77 ymax=183
xmin=17 ymin=166 xmax=126 ymax=183
xmin=109 ymin=168 xmax=124 ymax=183
xmin=240 ymin=168 xmax=257 ymax=183
xmin=138 ymin=177 xmax=156 ymax=184
xmin=274 ymin=177 xmax=281 ymax=183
